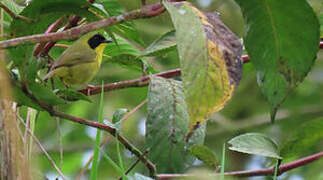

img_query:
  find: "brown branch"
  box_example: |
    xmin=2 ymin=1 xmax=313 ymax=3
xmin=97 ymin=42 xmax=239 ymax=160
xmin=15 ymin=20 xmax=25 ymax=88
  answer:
xmin=78 ymin=41 xmax=323 ymax=96
xmin=0 ymin=0 xmax=183 ymax=49
xmin=78 ymin=55 xmax=251 ymax=96
xmin=43 ymin=106 xmax=157 ymax=177
xmin=157 ymin=151 xmax=323 ymax=179
xmin=35 ymin=0 xmax=96 ymax=56
xmin=40 ymin=16 xmax=81 ymax=55
xmin=78 ymin=68 xmax=182 ymax=95
xmin=19 ymin=83 xmax=157 ymax=177
xmin=0 ymin=2 xmax=34 ymax=23
xmin=33 ymin=17 xmax=65 ymax=56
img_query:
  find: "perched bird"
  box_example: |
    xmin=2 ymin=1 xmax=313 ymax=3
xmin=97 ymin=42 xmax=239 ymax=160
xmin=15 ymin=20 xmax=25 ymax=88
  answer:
xmin=43 ymin=32 xmax=112 ymax=85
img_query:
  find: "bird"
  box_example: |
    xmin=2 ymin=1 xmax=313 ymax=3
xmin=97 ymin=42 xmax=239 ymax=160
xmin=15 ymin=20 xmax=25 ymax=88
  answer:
xmin=42 ymin=31 xmax=112 ymax=85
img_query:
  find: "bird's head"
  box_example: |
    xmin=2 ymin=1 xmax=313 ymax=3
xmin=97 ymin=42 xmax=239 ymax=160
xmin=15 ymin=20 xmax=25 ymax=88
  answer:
xmin=87 ymin=33 xmax=112 ymax=49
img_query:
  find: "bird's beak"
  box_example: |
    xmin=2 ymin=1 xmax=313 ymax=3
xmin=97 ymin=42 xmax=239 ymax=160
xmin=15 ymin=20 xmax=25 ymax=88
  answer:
xmin=104 ymin=39 xmax=113 ymax=43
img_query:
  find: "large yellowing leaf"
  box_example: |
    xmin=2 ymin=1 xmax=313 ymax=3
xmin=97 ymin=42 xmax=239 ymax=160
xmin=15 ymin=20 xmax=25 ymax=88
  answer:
xmin=163 ymin=1 xmax=242 ymax=138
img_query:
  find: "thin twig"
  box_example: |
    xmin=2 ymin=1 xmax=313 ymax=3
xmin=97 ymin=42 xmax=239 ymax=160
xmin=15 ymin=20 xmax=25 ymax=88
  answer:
xmin=56 ymin=117 xmax=63 ymax=170
xmin=33 ymin=17 xmax=65 ymax=56
xmin=76 ymin=99 xmax=148 ymax=179
xmin=78 ymin=41 xmax=323 ymax=96
xmin=20 ymin=86 xmax=157 ymax=177
xmin=40 ymin=16 xmax=81 ymax=55
xmin=0 ymin=2 xmax=33 ymax=23
xmin=157 ymin=151 xmax=323 ymax=179
xmin=51 ymin=108 xmax=156 ymax=177
xmin=77 ymin=55 xmax=245 ymax=96
xmin=78 ymin=68 xmax=181 ymax=95
xmin=118 ymin=149 xmax=150 ymax=180
xmin=16 ymin=113 xmax=67 ymax=180
xmin=121 ymin=99 xmax=147 ymax=121
xmin=0 ymin=0 xmax=184 ymax=49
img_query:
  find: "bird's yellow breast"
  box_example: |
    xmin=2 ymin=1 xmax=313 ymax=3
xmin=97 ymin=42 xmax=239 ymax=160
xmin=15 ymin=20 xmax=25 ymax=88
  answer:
xmin=94 ymin=43 xmax=107 ymax=67
xmin=54 ymin=43 xmax=107 ymax=85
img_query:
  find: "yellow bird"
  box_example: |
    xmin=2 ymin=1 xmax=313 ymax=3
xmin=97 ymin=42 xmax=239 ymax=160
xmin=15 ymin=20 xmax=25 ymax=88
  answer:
xmin=43 ymin=32 xmax=112 ymax=85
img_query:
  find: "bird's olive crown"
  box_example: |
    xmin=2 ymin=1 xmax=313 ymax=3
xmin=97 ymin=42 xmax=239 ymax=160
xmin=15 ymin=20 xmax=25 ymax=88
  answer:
xmin=87 ymin=34 xmax=110 ymax=49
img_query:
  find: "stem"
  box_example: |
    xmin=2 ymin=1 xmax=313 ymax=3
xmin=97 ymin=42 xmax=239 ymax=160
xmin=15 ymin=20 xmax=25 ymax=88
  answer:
xmin=78 ymin=54 xmax=252 ymax=96
xmin=157 ymin=151 xmax=323 ymax=179
xmin=0 ymin=0 xmax=184 ymax=49
xmin=33 ymin=17 xmax=65 ymax=56
xmin=0 ymin=2 xmax=33 ymax=23
xmin=78 ymin=68 xmax=181 ymax=95
xmin=19 ymin=82 xmax=157 ymax=177
xmin=36 ymin=0 xmax=96 ymax=56
xmin=46 ymin=106 xmax=157 ymax=177
xmin=78 ymin=41 xmax=323 ymax=96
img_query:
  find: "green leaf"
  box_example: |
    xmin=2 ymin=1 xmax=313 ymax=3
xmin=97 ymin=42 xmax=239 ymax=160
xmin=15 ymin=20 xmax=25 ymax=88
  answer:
xmin=163 ymin=1 xmax=242 ymax=136
xmin=28 ymin=82 xmax=65 ymax=106
xmin=112 ymin=108 xmax=128 ymax=123
xmin=99 ymin=146 xmax=125 ymax=177
xmin=10 ymin=0 xmax=102 ymax=37
xmin=0 ymin=0 xmax=22 ymax=32
xmin=235 ymin=0 xmax=320 ymax=120
xmin=188 ymin=145 xmax=218 ymax=168
xmin=9 ymin=45 xmax=65 ymax=106
xmin=12 ymin=85 xmax=44 ymax=111
xmin=146 ymin=75 xmax=204 ymax=173
xmin=90 ymin=83 xmax=105 ymax=180
xmin=104 ymin=36 xmax=156 ymax=73
xmin=280 ymin=118 xmax=323 ymax=161
xmin=106 ymin=54 xmax=145 ymax=72
xmin=228 ymin=133 xmax=282 ymax=159
xmin=96 ymin=0 xmax=143 ymax=45
xmin=111 ymin=108 xmax=128 ymax=131
xmin=141 ymin=30 xmax=177 ymax=57
xmin=319 ymin=13 xmax=323 ymax=37
xmin=1 ymin=0 xmax=23 ymax=20
xmin=8 ymin=44 xmax=32 ymax=68
xmin=55 ymin=89 xmax=92 ymax=102
xmin=220 ymin=143 xmax=225 ymax=180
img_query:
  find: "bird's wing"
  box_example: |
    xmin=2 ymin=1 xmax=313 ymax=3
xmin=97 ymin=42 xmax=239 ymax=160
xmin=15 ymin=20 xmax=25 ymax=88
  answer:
xmin=51 ymin=43 xmax=96 ymax=69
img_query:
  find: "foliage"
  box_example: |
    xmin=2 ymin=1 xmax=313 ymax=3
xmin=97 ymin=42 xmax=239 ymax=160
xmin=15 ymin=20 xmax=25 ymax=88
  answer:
xmin=0 ymin=0 xmax=322 ymax=179
xmin=235 ymin=0 xmax=320 ymax=121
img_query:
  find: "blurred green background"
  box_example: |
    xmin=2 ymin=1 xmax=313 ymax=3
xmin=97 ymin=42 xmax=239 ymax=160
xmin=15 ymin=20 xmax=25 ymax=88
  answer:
xmin=13 ymin=0 xmax=323 ymax=179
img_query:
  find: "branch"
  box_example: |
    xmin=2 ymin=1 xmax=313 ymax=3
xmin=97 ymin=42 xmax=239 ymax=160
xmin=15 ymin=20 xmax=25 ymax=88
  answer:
xmin=0 ymin=0 xmax=183 ymax=49
xmin=39 ymin=0 xmax=97 ymax=55
xmin=0 ymin=2 xmax=34 ymax=23
xmin=20 ymin=84 xmax=157 ymax=177
xmin=157 ymin=151 xmax=323 ymax=179
xmin=33 ymin=17 xmax=65 ymax=56
xmin=79 ymin=41 xmax=323 ymax=96
xmin=44 ymin=106 xmax=157 ymax=177
xmin=39 ymin=16 xmax=81 ymax=55
xmin=79 ymin=55 xmax=249 ymax=95
xmin=78 ymin=68 xmax=181 ymax=95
